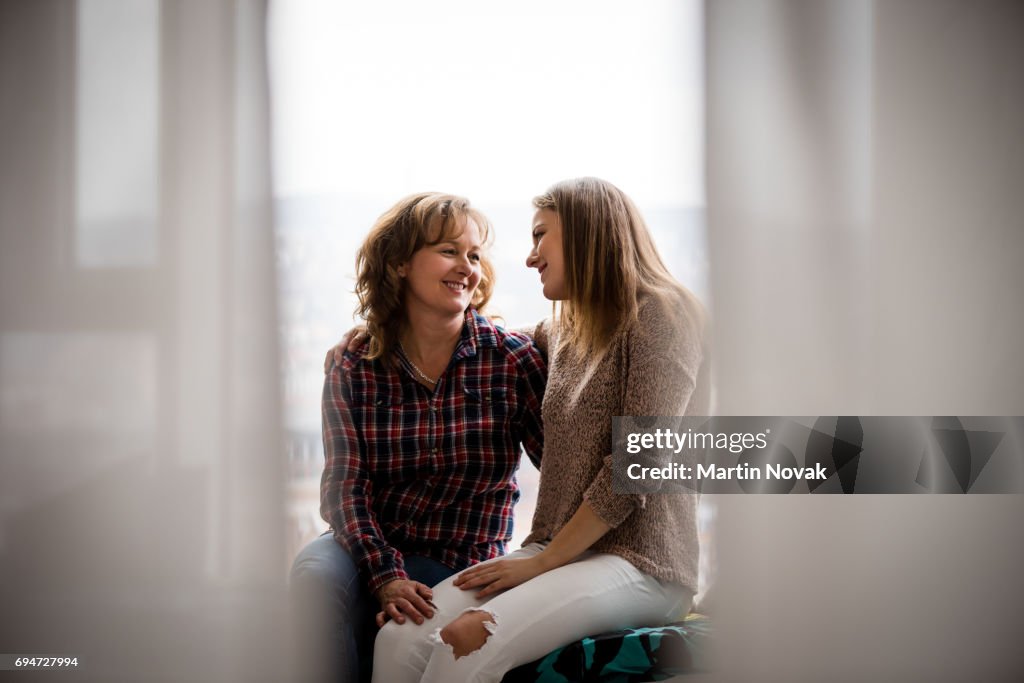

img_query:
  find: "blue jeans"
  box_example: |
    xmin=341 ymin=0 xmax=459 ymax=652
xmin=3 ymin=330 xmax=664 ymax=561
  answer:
xmin=289 ymin=532 xmax=456 ymax=683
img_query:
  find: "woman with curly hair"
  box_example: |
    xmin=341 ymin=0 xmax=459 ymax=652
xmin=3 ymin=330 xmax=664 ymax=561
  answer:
xmin=290 ymin=192 xmax=546 ymax=683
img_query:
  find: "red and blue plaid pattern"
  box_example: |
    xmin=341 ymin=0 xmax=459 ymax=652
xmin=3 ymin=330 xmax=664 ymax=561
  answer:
xmin=320 ymin=308 xmax=546 ymax=593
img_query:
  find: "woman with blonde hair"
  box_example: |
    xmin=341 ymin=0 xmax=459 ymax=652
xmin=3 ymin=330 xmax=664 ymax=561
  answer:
xmin=364 ymin=177 xmax=711 ymax=682
xmin=291 ymin=192 xmax=546 ymax=683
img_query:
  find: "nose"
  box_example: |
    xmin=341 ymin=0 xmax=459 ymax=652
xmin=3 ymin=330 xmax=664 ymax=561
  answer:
xmin=526 ymin=248 xmax=539 ymax=269
xmin=454 ymin=253 xmax=472 ymax=275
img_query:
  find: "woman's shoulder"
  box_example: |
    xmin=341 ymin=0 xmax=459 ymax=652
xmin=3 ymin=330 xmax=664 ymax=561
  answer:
xmin=474 ymin=311 xmax=548 ymax=365
xmin=630 ymin=287 xmax=709 ymax=354
xmin=329 ymin=337 xmax=388 ymax=386
xmin=337 ymin=336 xmax=372 ymax=370
xmin=493 ymin=321 xmax=546 ymax=360
xmin=638 ymin=285 xmax=706 ymax=326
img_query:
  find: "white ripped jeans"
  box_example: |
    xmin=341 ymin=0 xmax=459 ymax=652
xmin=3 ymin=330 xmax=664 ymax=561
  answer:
xmin=371 ymin=542 xmax=692 ymax=683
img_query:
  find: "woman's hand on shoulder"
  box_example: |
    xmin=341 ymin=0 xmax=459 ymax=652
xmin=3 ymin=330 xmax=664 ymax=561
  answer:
xmin=452 ymin=556 xmax=547 ymax=599
xmin=373 ymin=578 xmax=436 ymax=627
xmin=322 ymin=325 xmax=369 ymax=372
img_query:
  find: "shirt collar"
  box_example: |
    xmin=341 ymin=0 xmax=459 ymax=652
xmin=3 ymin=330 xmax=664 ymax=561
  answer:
xmin=451 ymin=306 xmax=499 ymax=363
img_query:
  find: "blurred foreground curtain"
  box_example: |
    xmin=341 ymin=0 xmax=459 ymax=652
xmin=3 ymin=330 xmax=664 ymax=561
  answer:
xmin=0 ymin=1 xmax=287 ymax=680
xmin=706 ymin=1 xmax=1024 ymax=680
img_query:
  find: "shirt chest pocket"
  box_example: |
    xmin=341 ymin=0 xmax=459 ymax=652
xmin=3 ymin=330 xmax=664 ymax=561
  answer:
xmin=350 ymin=389 xmax=403 ymax=413
xmin=460 ymin=385 xmax=511 ymax=443
xmin=350 ymin=391 xmax=416 ymax=481
xmin=448 ymin=384 xmax=518 ymax=490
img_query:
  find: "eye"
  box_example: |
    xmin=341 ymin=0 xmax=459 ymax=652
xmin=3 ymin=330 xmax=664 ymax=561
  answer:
xmin=441 ymin=247 xmax=457 ymax=255
xmin=469 ymin=253 xmax=481 ymax=262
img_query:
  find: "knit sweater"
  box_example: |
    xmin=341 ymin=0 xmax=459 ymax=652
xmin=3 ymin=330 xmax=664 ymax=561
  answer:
xmin=522 ymin=288 xmax=710 ymax=592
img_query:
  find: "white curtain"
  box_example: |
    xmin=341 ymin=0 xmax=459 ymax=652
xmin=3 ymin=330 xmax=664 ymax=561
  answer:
xmin=707 ymin=0 xmax=1024 ymax=679
xmin=0 ymin=1 xmax=286 ymax=679
xmin=5 ymin=0 xmax=1023 ymax=679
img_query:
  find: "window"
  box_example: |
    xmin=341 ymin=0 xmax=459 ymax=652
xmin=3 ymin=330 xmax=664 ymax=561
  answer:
xmin=269 ymin=0 xmax=707 ymax=562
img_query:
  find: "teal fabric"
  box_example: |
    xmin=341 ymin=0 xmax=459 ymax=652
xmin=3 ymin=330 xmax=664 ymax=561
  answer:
xmin=502 ymin=616 xmax=711 ymax=682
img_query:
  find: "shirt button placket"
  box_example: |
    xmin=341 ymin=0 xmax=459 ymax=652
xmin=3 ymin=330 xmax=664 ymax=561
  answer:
xmin=429 ymin=398 xmax=440 ymax=461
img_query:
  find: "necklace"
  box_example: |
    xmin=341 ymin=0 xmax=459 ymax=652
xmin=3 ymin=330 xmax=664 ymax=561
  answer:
xmin=398 ymin=342 xmax=437 ymax=385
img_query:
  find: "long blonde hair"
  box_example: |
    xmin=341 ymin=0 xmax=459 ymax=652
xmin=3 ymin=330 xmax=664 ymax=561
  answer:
xmin=532 ymin=177 xmax=683 ymax=355
xmin=355 ymin=192 xmax=494 ymax=360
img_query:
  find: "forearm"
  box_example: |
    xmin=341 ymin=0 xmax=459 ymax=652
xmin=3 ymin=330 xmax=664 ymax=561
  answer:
xmin=452 ymin=500 xmax=613 ymax=597
xmin=325 ymin=493 xmax=408 ymax=592
xmin=534 ymin=501 xmax=611 ymax=572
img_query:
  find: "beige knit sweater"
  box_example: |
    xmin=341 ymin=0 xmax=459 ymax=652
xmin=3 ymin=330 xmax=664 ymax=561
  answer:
xmin=522 ymin=288 xmax=710 ymax=592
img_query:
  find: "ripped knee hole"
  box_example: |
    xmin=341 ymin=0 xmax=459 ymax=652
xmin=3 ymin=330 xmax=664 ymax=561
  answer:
xmin=435 ymin=610 xmax=497 ymax=659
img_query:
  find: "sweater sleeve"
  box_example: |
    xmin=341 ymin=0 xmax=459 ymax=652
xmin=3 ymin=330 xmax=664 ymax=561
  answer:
xmin=583 ymin=297 xmax=704 ymax=527
xmin=512 ymin=339 xmax=547 ymax=470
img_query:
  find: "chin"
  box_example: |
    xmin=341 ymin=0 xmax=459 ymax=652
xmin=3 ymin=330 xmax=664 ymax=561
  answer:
xmin=541 ymin=284 xmax=563 ymax=300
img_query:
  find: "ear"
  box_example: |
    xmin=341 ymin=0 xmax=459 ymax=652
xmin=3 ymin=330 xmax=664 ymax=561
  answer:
xmin=396 ymin=262 xmax=408 ymax=278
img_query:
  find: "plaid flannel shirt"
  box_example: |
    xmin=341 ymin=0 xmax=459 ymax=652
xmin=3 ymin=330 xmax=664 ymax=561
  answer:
xmin=320 ymin=308 xmax=546 ymax=593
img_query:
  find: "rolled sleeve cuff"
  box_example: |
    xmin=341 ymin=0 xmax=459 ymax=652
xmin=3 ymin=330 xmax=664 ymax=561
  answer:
xmin=583 ymin=455 xmax=646 ymax=529
xmin=365 ymin=562 xmax=409 ymax=594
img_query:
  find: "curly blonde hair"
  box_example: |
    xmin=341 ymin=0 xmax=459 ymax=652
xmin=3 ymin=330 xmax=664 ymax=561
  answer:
xmin=355 ymin=192 xmax=494 ymax=360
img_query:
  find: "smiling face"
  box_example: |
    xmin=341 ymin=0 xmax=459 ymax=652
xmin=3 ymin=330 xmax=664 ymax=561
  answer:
xmin=399 ymin=217 xmax=483 ymax=318
xmin=526 ymin=208 xmax=567 ymax=300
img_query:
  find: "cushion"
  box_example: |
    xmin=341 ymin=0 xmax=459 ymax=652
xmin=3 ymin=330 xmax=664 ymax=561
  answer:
xmin=502 ymin=614 xmax=711 ymax=682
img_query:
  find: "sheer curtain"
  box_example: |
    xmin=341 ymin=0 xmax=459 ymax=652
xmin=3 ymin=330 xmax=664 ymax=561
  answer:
xmin=0 ymin=1 xmax=286 ymax=679
xmin=707 ymin=1 xmax=1024 ymax=679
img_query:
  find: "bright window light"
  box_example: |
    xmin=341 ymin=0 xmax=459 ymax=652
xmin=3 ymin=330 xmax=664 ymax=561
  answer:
xmin=268 ymin=0 xmax=706 ymax=557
